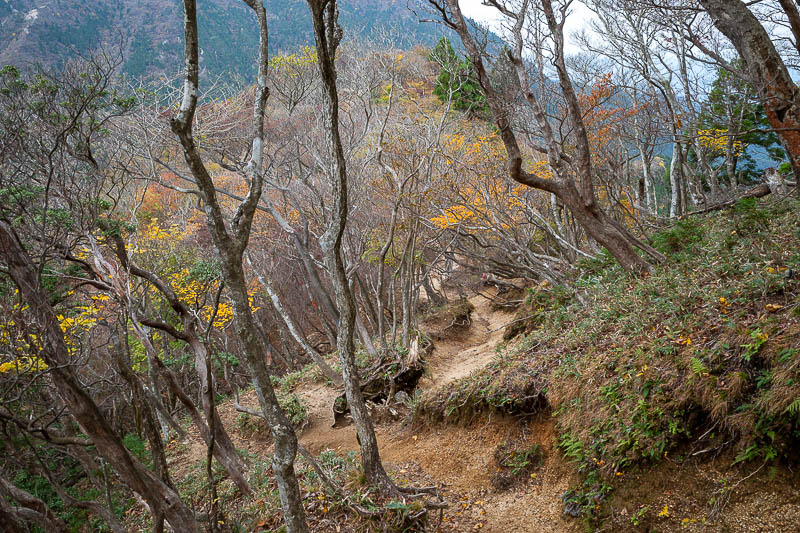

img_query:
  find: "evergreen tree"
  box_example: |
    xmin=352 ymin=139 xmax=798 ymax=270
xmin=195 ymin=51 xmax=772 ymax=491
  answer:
xmin=429 ymin=37 xmax=488 ymax=114
xmin=697 ymin=64 xmax=785 ymax=184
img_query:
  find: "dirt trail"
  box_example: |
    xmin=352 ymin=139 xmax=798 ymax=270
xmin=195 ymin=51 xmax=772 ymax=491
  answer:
xmin=286 ymin=288 xmax=579 ymax=532
xmin=420 ymin=290 xmax=510 ymax=391
xmin=177 ymin=286 xmax=800 ymax=532
xmin=298 ymin=289 xmax=511 ymax=458
xmin=182 ymin=288 xmax=577 ymax=531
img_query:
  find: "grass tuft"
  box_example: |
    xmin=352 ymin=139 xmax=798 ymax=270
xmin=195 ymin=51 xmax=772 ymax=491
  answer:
xmin=415 ymin=197 xmax=800 ymax=524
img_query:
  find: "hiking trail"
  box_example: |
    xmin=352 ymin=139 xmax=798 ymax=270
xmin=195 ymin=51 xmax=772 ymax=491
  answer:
xmin=206 ymin=287 xmax=579 ymax=532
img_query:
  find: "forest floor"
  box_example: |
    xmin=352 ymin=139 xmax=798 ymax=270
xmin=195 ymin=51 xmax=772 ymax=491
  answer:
xmin=281 ymin=288 xmax=581 ymax=533
xmin=168 ymin=287 xmax=580 ymax=532
xmin=163 ymin=281 xmax=800 ymax=533
xmin=164 ymin=194 xmax=800 ymax=533
xmin=165 ymin=281 xmax=800 ymax=532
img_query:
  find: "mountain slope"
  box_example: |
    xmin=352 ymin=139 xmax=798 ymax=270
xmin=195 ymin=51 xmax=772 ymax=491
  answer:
xmin=0 ymin=0 xmax=451 ymax=78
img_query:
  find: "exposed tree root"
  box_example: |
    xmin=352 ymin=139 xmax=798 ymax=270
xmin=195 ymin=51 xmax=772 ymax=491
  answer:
xmin=333 ymin=342 xmax=429 ymax=425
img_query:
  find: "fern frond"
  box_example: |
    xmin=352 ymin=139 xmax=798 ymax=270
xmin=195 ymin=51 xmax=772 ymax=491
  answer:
xmin=785 ymin=398 xmax=800 ymax=416
xmin=690 ymin=357 xmax=708 ymax=376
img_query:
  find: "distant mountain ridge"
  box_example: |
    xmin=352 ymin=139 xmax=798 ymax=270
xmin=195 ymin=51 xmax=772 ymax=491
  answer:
xmin=0 ymin=0 xmax=452 ymax=78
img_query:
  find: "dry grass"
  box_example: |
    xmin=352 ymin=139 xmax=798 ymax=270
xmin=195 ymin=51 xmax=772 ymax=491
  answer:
xmin=415 ymin=196 xmax=800 ymax=523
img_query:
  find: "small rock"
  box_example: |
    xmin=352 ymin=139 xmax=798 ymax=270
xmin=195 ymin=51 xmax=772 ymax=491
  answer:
xmin=395 ymin=390 xmax=411 ymax=406
xmin=563 ymin=502 xmax=582 ymax=517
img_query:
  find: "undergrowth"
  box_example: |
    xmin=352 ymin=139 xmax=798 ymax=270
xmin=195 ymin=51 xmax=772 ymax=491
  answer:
xmin=491 ymin=440 xmax=545 ymax=490
xmin=415 ymin=197 xmax=800 ymax=526
xmin=148 ymin=449 xmax=431 ymax=532
xmin=236 ymin=375 xmax=311 ymax=436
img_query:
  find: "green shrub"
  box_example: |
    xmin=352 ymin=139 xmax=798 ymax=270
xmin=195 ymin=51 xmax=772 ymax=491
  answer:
xmin=122 ymin=432 xmax=151 ymax=466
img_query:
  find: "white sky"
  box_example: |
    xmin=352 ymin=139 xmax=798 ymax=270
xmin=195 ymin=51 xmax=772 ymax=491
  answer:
xmin=459 ymin=0 xmax=597 ymax=55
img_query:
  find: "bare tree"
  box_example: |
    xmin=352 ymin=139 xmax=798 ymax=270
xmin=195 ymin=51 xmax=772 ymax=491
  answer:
xmin=426 ymin=0 xmax=663 ymax=272
xmin=168 ymin=0 xmax=309 ymax=530
xmin=306 ymin=0 xmax=395 ymax=490
xmin=0 ymin=56 xmax=202 ymax=532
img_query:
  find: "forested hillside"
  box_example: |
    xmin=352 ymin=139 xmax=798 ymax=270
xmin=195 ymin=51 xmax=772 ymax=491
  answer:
xmin=0 ymin=1 xmax=798 ymax=532
xmin=0 ymin=0 xmax=453 ymax=78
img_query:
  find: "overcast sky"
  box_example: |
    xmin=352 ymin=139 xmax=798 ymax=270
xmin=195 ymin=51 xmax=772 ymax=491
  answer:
xmin=458 ymin=0 xmax=598 ymax=55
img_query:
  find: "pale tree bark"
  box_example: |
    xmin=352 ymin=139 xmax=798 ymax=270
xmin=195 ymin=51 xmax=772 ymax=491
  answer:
xmin=700 ymin=0 xmax=800 ymax=189
xmin=306 ymin=0 xmax=394 ymax=490
xmin=633 ymin=129 xmax=655 ymax=213
xmin=169 ymin=1 xmax=309 ymax=531
xmin=94 ymin=233 xmax=252 ymax=496
xmin=399 ymin=220 xmax=417 ymax=347
xmin=375 ymin=199 xmax=398 ymax=352
xmin=0 ymin=221 xmax=201 ymax=532
xmin=669 ymin=140 xmax=684 ymax=216
xmin=429 ymin=0 xmax=660 ymax=272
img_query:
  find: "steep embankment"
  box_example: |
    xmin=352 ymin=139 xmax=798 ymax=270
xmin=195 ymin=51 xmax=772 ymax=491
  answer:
xmin=417 ymin=197 xmax=800 ymax=532
xmin=173 ymin=287 xmax=579 ymax=531
xmin=170 ymin=198 xmax=800 ymax=533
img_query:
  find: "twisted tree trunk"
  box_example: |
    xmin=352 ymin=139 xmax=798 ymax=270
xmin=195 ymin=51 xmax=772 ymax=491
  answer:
xmin=307 ymin=0 xmax=394 ymax=490
xmin=431 ymin=0 xmax=656 ymax=272
xmin=169 ymin=1 xmax=309 ymax=530
xmin=0 ymin=221 xmax=201 ymax=532
xmin=700 ymin=0 xmax=800 ymax=189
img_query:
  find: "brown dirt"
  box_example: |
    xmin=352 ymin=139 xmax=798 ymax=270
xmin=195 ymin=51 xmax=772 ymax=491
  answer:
xmin=603 ymin=447 xmax=800 ymax=533
xmin=376 ymin=415 xmax=580 ymax=533
xmin=280 ymin=288 xmax=581 ymax=532
xmin=420 ymin=289 xmax=512 ymax=391
xmin=170 ymin=285 xmax=798 ymax=532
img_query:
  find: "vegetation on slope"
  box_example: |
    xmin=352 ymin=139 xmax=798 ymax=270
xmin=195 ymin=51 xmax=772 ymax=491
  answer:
xmin=416 ymin=197 xmax=800 ymax=524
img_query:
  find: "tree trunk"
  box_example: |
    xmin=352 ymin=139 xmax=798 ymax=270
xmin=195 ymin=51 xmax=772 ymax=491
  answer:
xmin=422 ymin=275 xmax=446 ymax=307
xmin=0 ymin=476 xmax=69 ymax=533
xmin=700 ymin=0 xmax=800 ymax=189
xmin=109 ymin=330 xmax=173 ymax=493
xmin=559 ymin=185 xmax=652 ymax=272
xmin=169 ymin=1 xmax=309 ymax=530
xmin=639 ymin=147 xmax=654 ymax=213
xmin=227 ymin=264 xmax=309 ymax=531
xmin=146 ymin=358 xmax=171 ymax=440
xmin=375 ymin=200 xmax=399 ymax=353
xmin=354 ymin=272 xmax=379 ymax=330
xmin=0 ymin=222 xmax=201 ymax=532
xmin=669 ymin=140 xmax=683 ymax=217
xmin=308 ymin=0 xmax=394 ymax=490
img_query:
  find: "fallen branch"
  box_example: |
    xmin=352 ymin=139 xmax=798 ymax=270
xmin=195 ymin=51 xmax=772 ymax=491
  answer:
xmin=488 ymin=313 xmax=539 ymax=334
xmin=683 ymin=184 xmax=771 ymax=216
